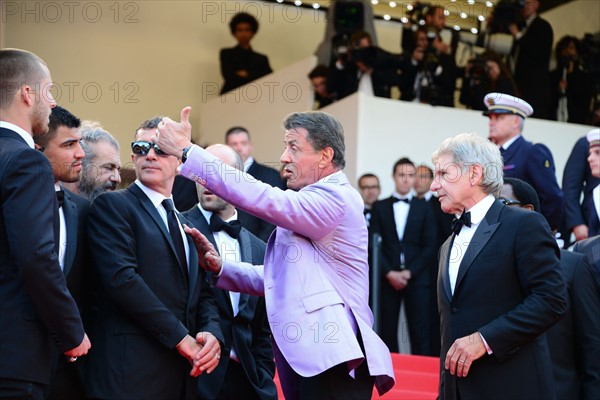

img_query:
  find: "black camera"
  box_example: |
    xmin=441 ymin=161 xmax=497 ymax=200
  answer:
xmin=487 ymin=0 xmax=525 ymax=34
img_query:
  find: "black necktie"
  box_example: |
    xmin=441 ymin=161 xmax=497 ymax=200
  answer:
xmin=161 ymin=199 xmax=187 ymax=276
xmin=210 ymin=214 xmax=242 ymax=239
xmin=393 ymin=197 xmax=410 ymax=204
xmin=56 ymin=190 xmax=65 ymax=208
xmin=499 ymin=146 xmax=506 ymax=155
xmin=451 ymin=211 xmax=472 ymax=236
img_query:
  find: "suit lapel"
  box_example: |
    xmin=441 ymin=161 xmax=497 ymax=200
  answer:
xmin=236 ymin=228 xmax=253 ymax=313
xmin=454 ymin=201 xmax=502 ymax=294
xmin=129 ymin=184 xmax=188 ymax=278
xmin=384 ymin=197 xmax=400 ymax=243
xmin=61 ymin=193 xmax=78 ymax=277
xmin=440 ymin=235 xmax=453 ymax=301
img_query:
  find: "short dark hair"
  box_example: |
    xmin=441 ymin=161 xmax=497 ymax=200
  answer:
xmin=135 ymin=117 xmax=163 ymax=139
xmin=417 ymin=164 xmax=434 ymax=178
xmin=283 ymin=111 xmax=346 ymax=169
xmin=0 ymin=49 xmax=46 ymax=109
xmin=308 ymin=65 xmax=330 ymax=80
xmin=358 ymin=173 xmax=379 ymax=187
xmin=504 ymin=178 xmax=541 ymax=212
xmin=34 ymin=106 xmax=81 ymax=147
xmin=225 ymin=126 xmax=250 ymax=142
xmin=392 ymin=157 xmax=415 ymax=175
xmin=229 ymin=12 xmax=259 ymax=35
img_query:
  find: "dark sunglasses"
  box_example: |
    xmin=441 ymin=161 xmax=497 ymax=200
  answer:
xmin=131 ymin=141 xmax=167 ymax=156
xmin=498 ymin=197 xmax=522 ymax=206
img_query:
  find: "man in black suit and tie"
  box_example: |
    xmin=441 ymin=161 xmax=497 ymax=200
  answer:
xmin=183 ymin=144 xmax=276 ymax=400
xmin=225 ymin=126 xmax=285 ymax=241
xmin=34 ymin=106 xmax=92 ymax=399
xmin=370 ymin=158 xmax=437 ymax=355
xmin=431 ymin=133 xmax=566 ymax=400
xmin=502 ymin=178 xmax=600 ymax=400
xmin=0 ymin=49 xmax=90 ymax=400
xmin=86 ymin=117 xmax=223 ymax=400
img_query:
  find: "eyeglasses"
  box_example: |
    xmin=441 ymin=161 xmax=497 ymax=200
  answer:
xmin=498 ymin=197 xmax=522 ymax=206
xmin=131 ymin=141 xmax=167 ymax=156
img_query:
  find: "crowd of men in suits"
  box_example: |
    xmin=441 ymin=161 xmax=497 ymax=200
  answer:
xmin=2 ymin=46 xmax=599 ymax=400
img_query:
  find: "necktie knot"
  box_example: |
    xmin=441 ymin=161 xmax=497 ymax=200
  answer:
xmin=210 ymin=214 xmax=242 ymax=239
xmin=162 ymin=198 xmax=175 ymax=212
xmin=56 ymin=190 xmax=65 ymax=208
xmin=452 ymin=211 xmax=472 ymax=235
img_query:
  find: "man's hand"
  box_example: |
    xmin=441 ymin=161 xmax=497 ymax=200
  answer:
xmin=176 ymin=334 xmax=204 ymax=376
xmin=184 ymin=225 xmax=222 ymax=274
xmin=154 ymin=106 xmax=193 ymax=157
xmin=445 ymin=332 xmax=487 ymax=378
xmin=64 ymin=333 xmax=91 ymax=360
xmin=386 ymin=270 xmax=411 ymax=291
xmin=573 ymin=224 xmax=589 ymax=241
xmin=191 ymin=332 xmax=222 ymax=376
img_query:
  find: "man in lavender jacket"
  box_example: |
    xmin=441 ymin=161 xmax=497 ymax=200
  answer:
xmin=156 ymin=108 xmax=394 ymax=399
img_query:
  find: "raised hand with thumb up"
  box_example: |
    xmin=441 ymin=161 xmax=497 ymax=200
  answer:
xmin=153 ymin=106 xmax=193 ymax=158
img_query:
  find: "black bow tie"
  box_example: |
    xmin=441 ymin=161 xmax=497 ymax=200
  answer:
xmin=451 ymin=211 xmax=472 ymax=235
xmin=210 ymin=214 xmax=242 ymax=239
xmin=56 ymin=190 xmax=65 ymax=208
xmin=393 ymin=197 xmax=410 ymax=204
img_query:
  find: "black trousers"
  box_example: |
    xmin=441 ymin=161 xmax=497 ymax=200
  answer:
xmin=214 ymin=360 xmax=261 ymax=400
xmin=296 ymin=359 xmax=374 ymax=400
xmin=0 ymin=378 xmax=46 ymax=400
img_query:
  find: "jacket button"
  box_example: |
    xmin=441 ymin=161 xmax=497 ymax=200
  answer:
xmin=451 ymin=307 xmax=458 ymax=313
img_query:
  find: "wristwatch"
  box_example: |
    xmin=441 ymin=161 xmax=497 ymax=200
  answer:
xmin=181 ymin=145 xmax=192 ymax=163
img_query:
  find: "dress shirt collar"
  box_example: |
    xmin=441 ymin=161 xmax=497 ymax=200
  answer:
xmin=502 ymin=134 xmax=521 ymax=151
xmin=458 ymin=194 xmax=496 ymax=225
xmin=243 ymin=156 xmax=255 ymax=172
xmin=0 ymin=121 xmax=35 ymax=148
xmin=422 ymin=191 xmax=434 ymax=201
xmin=135 ymin=180 xmax=176 ymax=210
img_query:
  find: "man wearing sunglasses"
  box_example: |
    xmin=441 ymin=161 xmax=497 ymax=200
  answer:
xmin=502 ymin=177 xmax=600 ymax=400
xmin=85 ymin=117 xmax=223 ymax=400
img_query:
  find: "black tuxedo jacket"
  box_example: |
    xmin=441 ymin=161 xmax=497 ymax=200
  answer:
xmin=370 ymin=196 xmax=437 ymax=286
xmin=239 ymin=161 xmax=285 ymax=242
xmin=0 ymin=127 xmax=84 ymax=385
xmin=220 ymin=45 xmax=272 ymax=94
xmin=47 ymin=188 xmax=91 ymax=400
xmin=184 ymin=206 xmax=277 ymax=400
xmin=547 ymin=250 xmax=600 ymax=400
xmin=86 ymin=184 xmax=223 ymax=400
xmin=437 ymin=200 xmax=567 ymax=400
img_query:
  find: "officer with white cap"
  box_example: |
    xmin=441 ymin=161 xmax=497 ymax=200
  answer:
xmin=586 ymin=128 xmax=600 ymax=237
xmin=484 ymin=92 xmax=564 ymax=232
